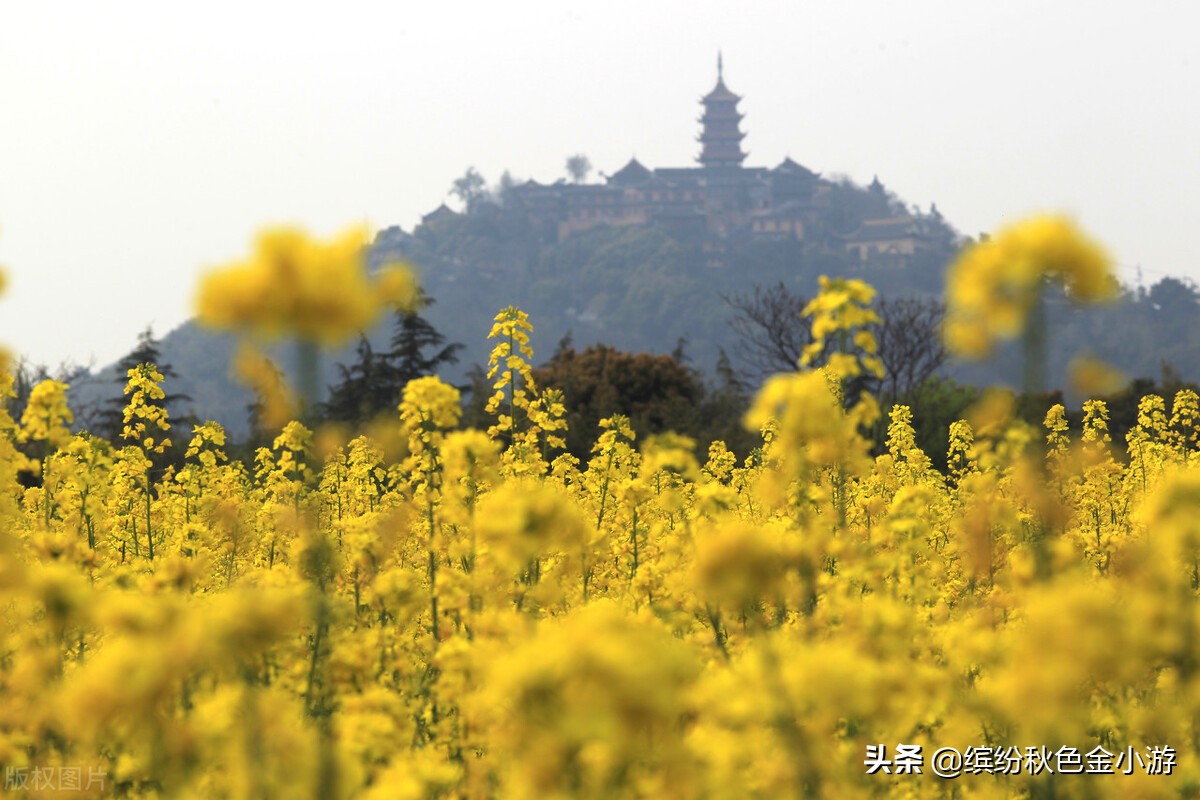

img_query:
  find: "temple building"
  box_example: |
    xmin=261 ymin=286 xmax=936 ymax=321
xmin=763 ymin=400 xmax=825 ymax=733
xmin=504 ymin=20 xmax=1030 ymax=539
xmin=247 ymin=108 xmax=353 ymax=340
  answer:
xmin=507 ymin=57 xmax=935 ymax=262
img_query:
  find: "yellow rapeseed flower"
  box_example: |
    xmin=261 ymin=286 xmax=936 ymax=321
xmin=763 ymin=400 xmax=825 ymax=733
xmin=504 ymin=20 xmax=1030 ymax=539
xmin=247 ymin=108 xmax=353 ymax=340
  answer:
xmin=195 ymin=226 xmax=416 ymax=345
xmin=399 ymin=376 xmax=462 ymax=434
xmin=232 ymin=344 xmax=297 ymax=430
xmin=19 ymin=379 xmax=73 ymax=449
xmin=1069 ymin=355 xmax=1128 ymax=399
xmin=944 ymin=214 xmax=1116 ymax=358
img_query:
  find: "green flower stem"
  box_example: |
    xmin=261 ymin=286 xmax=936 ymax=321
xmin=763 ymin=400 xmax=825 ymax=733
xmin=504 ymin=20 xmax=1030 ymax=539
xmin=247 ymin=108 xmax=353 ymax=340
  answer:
xmin=296 ymin=339 xmax=321 ymax=419
xmin=1022 ymin=288 xmax=1048 ymax=397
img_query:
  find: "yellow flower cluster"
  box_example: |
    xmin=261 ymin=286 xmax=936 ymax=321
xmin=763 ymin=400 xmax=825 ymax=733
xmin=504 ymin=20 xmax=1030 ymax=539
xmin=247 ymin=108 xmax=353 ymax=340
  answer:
xmin=802 ymin=275 xmax=884 ymax=380
xmin=120 ymin=364 xmax=171 ymax=454
xmin=19 ymin=378 xmax=73 ymax=450
xmin=484 ymin=305 xmax=567 ymax=463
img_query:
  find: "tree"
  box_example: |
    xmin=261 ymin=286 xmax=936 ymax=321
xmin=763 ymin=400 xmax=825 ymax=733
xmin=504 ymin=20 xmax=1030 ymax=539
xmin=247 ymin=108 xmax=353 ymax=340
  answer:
xmin=725 ymin=284 xmax=948 ymax=403
xmin=565 ymin=154 xmax=592 ymax=184
xmin=318 ymin=290 xmax=462 ymax=426
xmin=318 ymin=336 xmax=398 ymax=426
xmin=532 ymin=343 xmax=705 ymax=459
xmin=495 ymin=170 xmax=519 ymax=206
xmin=450 ymin=166 xmax=488 ymax=212
xmin=1147 ymin=276 xmax=1200 ymax=315
xmin=388 ymin=289 xmax=463 ymax=385
xmin=874 ymin=296 xmax=949 ymax=404
xmin=694 ymin=348 xmax=757 ymax=457
xmin=723 ymin=283 xmax=813 ymax=378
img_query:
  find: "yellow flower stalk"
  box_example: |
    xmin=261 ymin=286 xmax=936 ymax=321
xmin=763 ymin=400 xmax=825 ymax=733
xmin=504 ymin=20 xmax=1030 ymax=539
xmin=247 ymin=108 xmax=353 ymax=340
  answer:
xmin=19 ymin=378 xmax=73 ymax=451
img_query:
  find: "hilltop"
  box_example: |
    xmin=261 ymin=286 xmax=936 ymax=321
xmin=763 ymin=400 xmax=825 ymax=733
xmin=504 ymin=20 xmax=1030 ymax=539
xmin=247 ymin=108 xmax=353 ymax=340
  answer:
xmin=59 ymin=62 xmax=1200 ymax=439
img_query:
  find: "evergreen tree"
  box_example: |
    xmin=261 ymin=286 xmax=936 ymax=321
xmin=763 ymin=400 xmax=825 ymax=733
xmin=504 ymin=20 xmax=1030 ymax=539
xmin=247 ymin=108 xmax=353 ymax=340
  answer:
xmin=319 ymin=291 xmax=463 ymax=425
xmin=387 ymin=289 xmax=463 ymax=387
xmin=319 ymin=336 xmax=399 ymax=426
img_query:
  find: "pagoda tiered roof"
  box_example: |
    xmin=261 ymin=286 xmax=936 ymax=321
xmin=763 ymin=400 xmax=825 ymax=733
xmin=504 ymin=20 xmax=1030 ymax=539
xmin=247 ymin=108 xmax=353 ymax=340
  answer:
xmin=696 ymin=56 xmax=747 ymax=168
xmin=701 ymin=79 xmax=740 ymax=104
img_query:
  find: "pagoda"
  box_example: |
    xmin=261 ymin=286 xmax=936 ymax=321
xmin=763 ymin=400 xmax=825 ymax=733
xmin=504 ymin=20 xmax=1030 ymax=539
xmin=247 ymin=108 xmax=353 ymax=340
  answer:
xmin=697 ymin=54 xmax=747 ymax=169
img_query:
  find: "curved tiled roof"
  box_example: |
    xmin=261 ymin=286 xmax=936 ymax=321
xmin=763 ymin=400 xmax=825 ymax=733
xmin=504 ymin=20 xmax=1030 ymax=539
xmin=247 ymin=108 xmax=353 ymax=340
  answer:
xmin=608 ymin=157 xmax=653 ymax=186
xmin=773 ymin=157 xmax=818 ymax=179
xmin=702 ymin=78 xmax=740 ymax=103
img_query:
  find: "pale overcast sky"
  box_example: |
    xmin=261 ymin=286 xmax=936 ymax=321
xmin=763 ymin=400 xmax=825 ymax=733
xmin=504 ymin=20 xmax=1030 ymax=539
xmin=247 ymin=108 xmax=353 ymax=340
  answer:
xmin=1 ymin=2 xmax=1197 ymax=369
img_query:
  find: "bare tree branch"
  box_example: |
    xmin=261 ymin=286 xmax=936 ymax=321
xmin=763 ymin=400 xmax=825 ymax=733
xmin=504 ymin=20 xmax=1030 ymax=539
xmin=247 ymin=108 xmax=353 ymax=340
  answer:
xmin=723 ymin=283 xmax=812 ymax=378
xmin=874 ymin=296 xmax=949 ymax=402
xmin=725 ymin=284 xmax=948 ymax=402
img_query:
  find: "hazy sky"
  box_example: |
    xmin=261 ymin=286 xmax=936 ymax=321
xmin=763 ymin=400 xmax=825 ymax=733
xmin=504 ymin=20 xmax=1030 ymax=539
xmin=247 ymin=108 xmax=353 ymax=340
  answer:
xmin=2 ymin=2 xmax=1197 ymax=370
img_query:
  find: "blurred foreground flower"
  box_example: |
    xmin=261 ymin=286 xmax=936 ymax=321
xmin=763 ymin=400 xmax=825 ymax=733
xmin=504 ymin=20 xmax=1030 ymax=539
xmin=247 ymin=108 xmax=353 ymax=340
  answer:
xmin=944 ymin=214 xmax=1117 ymax=393
xmin=1069 ymin=355 xmax=1128 ymax=399
xmin=233 ymin=343 xmax=298 ymax=430
xmin=944 ymin=215 xmax=1116 ymax=358
xmin=195 ymin=225 xmax=416 ymax=345
xmin=195 ymin=225 xmax=417 ymax=417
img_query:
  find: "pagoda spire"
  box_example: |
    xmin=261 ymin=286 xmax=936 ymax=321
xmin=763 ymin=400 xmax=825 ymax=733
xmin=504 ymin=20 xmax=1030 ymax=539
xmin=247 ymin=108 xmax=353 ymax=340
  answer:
xmin=718 ymin=51 xmax=723 ymax=81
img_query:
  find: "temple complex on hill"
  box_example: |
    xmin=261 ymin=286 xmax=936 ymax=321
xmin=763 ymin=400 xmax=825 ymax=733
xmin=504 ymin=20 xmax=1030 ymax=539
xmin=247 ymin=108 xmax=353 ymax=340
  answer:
xmin=484 ymin=57 xmax=943 ymax=263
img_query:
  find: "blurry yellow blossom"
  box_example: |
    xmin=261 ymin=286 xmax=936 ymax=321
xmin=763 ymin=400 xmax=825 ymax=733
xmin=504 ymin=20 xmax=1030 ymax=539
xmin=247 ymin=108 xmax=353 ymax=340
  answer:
xmin=1069 ymin=355 xmax=1128 ymax=398
xmin=476 ymin=602 xmax=699 ymax=798
xmin=944 ymin=214 xmax=1117 ymax=357
xmin=639 ymin=432 xmax=699 ymax=481
xmin=693 ymin=519 xmax=795 ymax=610
xmin=195 ymin=225 xmax=416 ymax=344
xmin=233 ymin=343 xmax=297 ymax=430
xmin=399 ymin=376 xmax=462 ymax=435
xmin=19 ymin=379 xmax=73 ymax=449
xmin=745 ymin=370 xmax=871 ymax=474
xmin=967 ymin=387 xmax=1017 ymax=440
xmin=475 ymin=480 xmax=588 ymax=572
